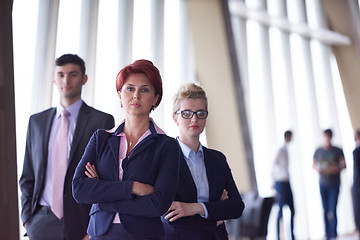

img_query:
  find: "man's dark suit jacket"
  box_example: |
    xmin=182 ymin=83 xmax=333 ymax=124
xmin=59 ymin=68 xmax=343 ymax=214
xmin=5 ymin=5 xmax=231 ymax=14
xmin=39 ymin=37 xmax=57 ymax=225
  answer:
xmin=72 ymin=121 xmax=180 ymax=239
xmin=19 ymin=102 xmax=114 ymax=240
xmin=162 ymin=146 xmax=245 ymax=240
xmin=353 ymin=146 xmax=360 ymax=229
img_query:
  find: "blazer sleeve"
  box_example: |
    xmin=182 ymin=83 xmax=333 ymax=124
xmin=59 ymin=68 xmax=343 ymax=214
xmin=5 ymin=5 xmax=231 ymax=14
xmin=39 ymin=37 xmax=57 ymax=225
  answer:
xmin=98 ymin=138 xmax=180 ymax=218
xmin=19 ymin=117 xmax=35 ymax=224
xmin=72 ymin=130 xmax=134 ymax=204
xmin=203 ymin=154 xmax=244 ymax=221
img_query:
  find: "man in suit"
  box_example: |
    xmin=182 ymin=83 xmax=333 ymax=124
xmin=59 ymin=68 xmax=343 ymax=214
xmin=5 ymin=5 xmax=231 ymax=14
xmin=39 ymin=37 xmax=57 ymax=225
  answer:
xmin=353 ymin=130 xmax=360 ymax=232
xmin=19 ymin=54 xmax=115 ymax=240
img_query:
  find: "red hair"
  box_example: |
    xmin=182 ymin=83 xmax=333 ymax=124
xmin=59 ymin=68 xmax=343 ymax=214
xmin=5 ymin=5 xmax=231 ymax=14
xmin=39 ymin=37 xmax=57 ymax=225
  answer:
xmin=116 ymin=59 xmax=163 ymax=107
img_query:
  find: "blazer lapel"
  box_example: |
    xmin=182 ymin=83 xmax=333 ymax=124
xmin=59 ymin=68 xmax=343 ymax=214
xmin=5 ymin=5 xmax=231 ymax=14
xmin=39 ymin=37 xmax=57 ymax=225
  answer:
xmin=179 ymin=154 xmax=198 ymax=199
xmin=69 ymin=102 xmax=90 ymax=162
xmin=107 ymin=136 xmax=120 ymax=169
xmin=203 ymin=148 xmax=217 ymax=201
xmin=42 ymin=108 xmax=57 ymax=171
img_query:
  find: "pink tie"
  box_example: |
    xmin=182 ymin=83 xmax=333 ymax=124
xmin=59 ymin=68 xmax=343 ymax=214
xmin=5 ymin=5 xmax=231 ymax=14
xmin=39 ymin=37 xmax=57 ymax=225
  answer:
xmin=51 ymin=109 xmax=70 ymax=219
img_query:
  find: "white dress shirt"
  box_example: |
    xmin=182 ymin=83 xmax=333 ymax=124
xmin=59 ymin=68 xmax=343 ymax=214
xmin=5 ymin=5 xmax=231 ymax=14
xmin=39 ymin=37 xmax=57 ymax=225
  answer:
xmin=271 ymin=143 xmax=290 ymax=182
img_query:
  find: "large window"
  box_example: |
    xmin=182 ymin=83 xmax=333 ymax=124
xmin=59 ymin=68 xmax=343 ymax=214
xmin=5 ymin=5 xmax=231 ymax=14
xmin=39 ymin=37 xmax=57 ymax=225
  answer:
xmin=229 ymin=0 xmax=355 ymax=238
xmin=13 ymin=0 xmax=191 ymax=238
xmin=13 ymin=0 xmax=358 ymax=239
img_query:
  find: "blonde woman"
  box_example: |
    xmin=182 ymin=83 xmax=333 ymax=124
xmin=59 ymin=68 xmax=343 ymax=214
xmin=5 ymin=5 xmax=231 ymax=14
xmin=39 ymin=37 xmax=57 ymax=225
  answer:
xmin=162 ymin=83 xmax=244 ymax=240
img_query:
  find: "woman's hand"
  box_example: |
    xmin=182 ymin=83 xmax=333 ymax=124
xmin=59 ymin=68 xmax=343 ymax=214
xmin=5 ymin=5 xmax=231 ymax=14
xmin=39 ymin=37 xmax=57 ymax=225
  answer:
xmin=216 ymin=189 xmax=229 ymax=226
xmin=82 ymin=234 xmax=90 ymax=240
xmin=85 ymin=162 xmax=98 ymax=179
xmin=131 ymin=181 xmax=154 ymax=196
xmin=220 ymin=189 xmax=228 ymax=201
xmin=164 ymin=201 xmax=204 ymax=222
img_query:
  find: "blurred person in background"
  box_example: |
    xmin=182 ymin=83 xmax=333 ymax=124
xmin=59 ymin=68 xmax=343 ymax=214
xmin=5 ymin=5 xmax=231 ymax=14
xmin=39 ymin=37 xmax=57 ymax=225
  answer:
xmin=313 ymin=129 xmax=346 ymax=240
xmin=271 ymin=130 xmax=295 ymax=240
xmin=352 ymin=130 xmax=360 ymax=233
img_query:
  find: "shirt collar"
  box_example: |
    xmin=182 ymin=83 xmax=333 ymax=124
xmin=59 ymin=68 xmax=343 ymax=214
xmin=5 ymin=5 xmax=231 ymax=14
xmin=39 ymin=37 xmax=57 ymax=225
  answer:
xmin=176 ymin=137 xmax=203 ymax=159
xmin=107 ymin=118 xmax=166 ymax=136
xmin=56 ymin=99 xmax=83 ymax=119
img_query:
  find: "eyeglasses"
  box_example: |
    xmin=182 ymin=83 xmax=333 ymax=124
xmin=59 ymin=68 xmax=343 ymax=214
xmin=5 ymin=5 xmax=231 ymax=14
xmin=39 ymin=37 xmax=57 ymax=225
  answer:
xmin=176 ymin=110 xmax=208 ymax=119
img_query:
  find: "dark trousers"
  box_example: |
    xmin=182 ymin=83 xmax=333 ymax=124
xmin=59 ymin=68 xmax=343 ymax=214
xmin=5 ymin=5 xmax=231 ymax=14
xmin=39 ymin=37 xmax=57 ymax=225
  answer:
xmin=352 ymin=186 xmax=360 ymax=230
xmin=162 ymin=219 xmax=228 ymax=240
xmin=164 ymin=227 xmax=219 ymax=240
xmin=89 ymin=224 xmax=164 ymax=240
xmin=319 ymin=183 xmax=340 ymax=239
xmin=274 ymin=181 xmax=295 ymax=240
xmin=26 ymin=206 xmax=67 ymax=240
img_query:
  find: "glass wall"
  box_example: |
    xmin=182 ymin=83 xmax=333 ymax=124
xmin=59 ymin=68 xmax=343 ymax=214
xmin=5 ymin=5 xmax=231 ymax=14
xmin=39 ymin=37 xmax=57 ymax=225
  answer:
xmin=12 ymin=0 xmax=192 ymax=238
xmin=13 ymin=0 xmax=358 ymax=239
xmin=229 ymin=0 xmax=356 ymax=238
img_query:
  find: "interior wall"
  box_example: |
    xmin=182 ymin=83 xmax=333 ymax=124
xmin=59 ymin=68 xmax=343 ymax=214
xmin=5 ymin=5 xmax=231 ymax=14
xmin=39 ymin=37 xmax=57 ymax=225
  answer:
xmin=186 ymin=0 xmax=253 ymax=192
xmin=323 ymin=0 xmax=360 ymax=130
xmin=0 ymin=0 xmax=20 ymax=239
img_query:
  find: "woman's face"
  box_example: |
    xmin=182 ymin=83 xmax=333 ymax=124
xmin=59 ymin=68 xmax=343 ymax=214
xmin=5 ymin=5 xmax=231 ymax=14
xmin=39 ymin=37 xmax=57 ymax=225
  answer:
xmin=118 ymin=73 xmax=159 ymax=117
xmin=173 ymin=98 xmax=207 ymax=139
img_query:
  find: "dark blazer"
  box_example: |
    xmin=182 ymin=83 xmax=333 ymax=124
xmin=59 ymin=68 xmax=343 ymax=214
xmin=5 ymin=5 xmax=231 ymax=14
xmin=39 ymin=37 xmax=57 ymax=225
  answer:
xmin=19 ymin=102 xmax=114 ymax=240
xmin=72 ymin=121 xmax=180 ymax=239
xmin=353 ymin=146 xmax=360 ymax=229
xmin=162 ymin=146 xmax=244 ymax=240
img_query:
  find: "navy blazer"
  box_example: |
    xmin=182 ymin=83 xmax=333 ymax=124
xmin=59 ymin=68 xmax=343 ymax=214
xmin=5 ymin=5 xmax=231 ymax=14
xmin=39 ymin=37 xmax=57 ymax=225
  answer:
xmin=354 ymin=146 xmax=360 ymax=193
xmin=19 ymin=102 xmax=114 ymax=240
xmin=162 ymin=145 xmax=244 ymax=240
xmin=353 ymin=146 xmax=360 ymax=228
xmin=72 ymin=121 xmax=180 ymax=239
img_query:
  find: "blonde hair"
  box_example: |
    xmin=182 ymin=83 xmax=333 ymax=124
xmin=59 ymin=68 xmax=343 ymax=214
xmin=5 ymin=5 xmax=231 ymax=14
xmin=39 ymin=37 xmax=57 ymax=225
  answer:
xmin=173 ymin=83 xmax=208 ymax=113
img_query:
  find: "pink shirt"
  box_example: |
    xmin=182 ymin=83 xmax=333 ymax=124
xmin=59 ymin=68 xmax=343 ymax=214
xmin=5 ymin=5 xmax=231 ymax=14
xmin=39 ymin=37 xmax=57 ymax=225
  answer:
xmin=113 ymin=119 xmax=165 ymax=223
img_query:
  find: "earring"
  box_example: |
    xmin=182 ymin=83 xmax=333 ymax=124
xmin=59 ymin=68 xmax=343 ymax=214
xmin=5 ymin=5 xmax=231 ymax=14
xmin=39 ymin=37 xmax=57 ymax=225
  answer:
xmin=151 ymin=105 xmax=155 ymax=111
xmin=121 ymin=103 xmax=123 ymax=108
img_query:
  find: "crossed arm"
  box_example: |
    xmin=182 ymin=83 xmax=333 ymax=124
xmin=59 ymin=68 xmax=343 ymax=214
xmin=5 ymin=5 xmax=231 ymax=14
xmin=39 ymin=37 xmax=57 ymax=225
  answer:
xmin=85 ymin=162 xmax=154 ymax=197
xmin=86 ymin=161 xmax=227 ymax=225
xmin=73 ymin=132 xmax=180 ymax=217
xmin=313 ymin=156 xmax=346 ymax=175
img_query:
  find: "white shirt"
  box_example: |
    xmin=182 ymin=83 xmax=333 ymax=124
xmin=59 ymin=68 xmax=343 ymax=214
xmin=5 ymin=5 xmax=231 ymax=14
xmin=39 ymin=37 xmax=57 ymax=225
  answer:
xmin=271 ymin=143 xmax=290 ymax=182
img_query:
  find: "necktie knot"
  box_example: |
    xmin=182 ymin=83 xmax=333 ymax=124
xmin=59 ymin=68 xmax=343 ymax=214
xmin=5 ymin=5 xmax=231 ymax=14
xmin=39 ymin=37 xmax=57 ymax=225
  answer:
xmin=62 ymin=109 xmax=70 ymax=118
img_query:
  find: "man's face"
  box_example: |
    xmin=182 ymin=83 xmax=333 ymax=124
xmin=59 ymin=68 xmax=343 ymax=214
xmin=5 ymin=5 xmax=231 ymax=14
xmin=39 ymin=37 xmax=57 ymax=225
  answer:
xmin=323 ymin=133 xmax=332 ymax=146
xmin=53 ymin=63 xmax=87 ymax=103
xmin=354 ymin=132 xmax=360 ymax=142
